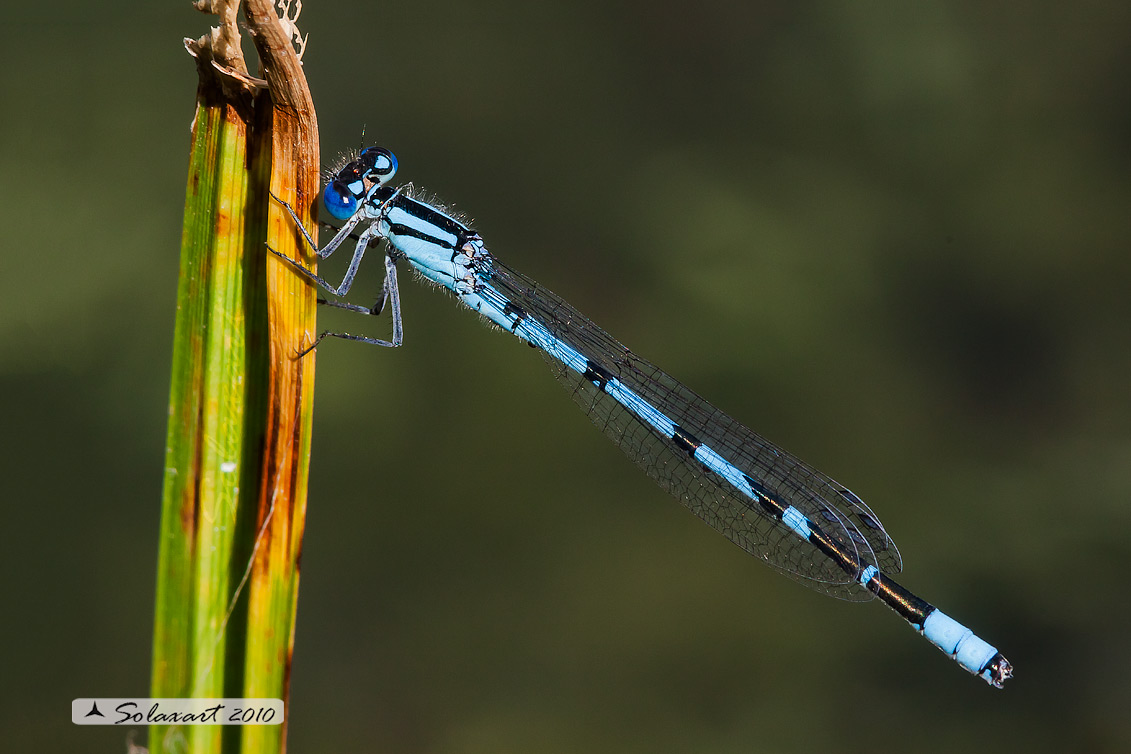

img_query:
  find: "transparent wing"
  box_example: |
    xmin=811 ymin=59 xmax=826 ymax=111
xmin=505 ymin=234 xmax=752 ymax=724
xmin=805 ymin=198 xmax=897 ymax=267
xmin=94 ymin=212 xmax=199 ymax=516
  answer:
xmin=485 ymin=259 xmax=902 ymax=600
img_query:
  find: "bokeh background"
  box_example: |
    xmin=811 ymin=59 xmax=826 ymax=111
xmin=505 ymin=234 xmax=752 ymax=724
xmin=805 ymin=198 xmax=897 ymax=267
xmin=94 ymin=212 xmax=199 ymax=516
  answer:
xmin=4 ymin=2 xmax=1130 ymax=752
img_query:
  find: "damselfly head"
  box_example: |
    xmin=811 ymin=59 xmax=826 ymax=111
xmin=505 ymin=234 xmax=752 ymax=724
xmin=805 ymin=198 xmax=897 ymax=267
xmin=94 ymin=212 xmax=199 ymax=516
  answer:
xmin=322 ymin=147 xmax=399 ymax=220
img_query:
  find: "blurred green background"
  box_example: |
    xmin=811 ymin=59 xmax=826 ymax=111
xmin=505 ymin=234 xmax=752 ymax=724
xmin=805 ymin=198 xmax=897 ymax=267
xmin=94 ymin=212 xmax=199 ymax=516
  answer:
xmin=4 ymin=1 xmax=1129 ymax=752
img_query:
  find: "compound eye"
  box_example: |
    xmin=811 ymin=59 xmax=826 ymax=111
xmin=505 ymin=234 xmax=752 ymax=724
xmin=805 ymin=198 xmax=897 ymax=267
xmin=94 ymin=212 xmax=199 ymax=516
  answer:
xmin=323 ymin=181 xmax=358 ymax=220
xmin=361 ymin=147 xmax=398 ymax=182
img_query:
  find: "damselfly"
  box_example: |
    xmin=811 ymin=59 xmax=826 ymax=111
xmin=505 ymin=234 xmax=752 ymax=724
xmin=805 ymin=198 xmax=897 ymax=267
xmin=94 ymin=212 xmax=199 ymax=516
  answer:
xmin=270 ymin=146 xmax=1012 ymax=688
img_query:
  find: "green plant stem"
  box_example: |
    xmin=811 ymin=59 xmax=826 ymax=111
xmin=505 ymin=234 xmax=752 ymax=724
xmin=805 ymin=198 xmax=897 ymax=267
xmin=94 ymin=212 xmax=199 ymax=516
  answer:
xmin=151 ymin=1 xmax=319 ymax=751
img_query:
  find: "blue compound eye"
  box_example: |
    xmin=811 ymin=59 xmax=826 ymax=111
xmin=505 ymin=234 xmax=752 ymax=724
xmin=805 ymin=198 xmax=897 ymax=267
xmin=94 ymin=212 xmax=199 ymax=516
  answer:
xmin=323 ymin=182 xmax=358 ymax=220
xmin=360 ymin=147 xmax=398 ymax=183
